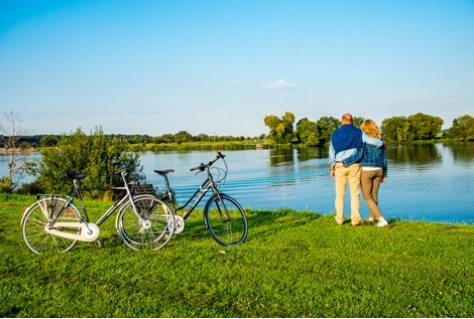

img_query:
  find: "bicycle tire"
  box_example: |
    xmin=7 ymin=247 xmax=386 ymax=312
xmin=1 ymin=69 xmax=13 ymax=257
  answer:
xmin=203 ymin=194 xmax=248 ymax=246
xmin=117 ymin=194 xmax=175 ymax=251
xmin=21 ymin=198 xmax=81 ymax=254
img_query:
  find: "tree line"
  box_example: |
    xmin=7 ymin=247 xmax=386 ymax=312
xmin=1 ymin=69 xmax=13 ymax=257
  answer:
xmin=5 ymin=132 xmax=266 ymax=149
xmin=4 ymin=113 xmax=473 ymax=150
xmin=264 ymin=112 xmax=474 ymax=146
xmin=1 ymin=110 xmax=473 ymax=194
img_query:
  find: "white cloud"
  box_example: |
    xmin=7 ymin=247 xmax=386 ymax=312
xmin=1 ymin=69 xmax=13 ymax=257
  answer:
xmin=256 ymin=79 xmax=295 ymax=90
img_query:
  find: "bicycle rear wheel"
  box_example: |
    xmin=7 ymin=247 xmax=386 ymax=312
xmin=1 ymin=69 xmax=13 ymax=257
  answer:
xmin=204 ymin=194 xmax=248 ymax=246
xmin=117 ymin=195 xmax=174 ymax=251
xmin=21 ymin=198 xmax=80 ymax=254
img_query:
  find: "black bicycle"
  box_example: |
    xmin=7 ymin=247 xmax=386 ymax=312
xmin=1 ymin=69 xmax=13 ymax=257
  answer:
xmin=154 ymin=151 xmax=248 ymax=246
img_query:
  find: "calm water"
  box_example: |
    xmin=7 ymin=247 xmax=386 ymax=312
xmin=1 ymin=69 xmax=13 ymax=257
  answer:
xmin=2 ymin=144 xmax=474 ymax=224
xmin=138 ymin=144 xmax=474 ymax=224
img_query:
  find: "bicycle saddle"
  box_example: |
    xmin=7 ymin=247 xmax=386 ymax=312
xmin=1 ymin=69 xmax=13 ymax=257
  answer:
xmin=153 ymin=169 xmax=174 ymax=176
xmin=65 ymin=172 xmax=86 ymax=180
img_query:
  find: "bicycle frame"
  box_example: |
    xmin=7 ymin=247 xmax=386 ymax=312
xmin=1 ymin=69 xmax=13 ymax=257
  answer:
xmin=158 ymin=153 xmax=226 ymax=220
xmin=40 ymin=170 xmax=148 ymax=242
xmin=72 ymin=185 xmax=131 ymax=226
xmin=175 ymin=173 xmax=220 ymax=220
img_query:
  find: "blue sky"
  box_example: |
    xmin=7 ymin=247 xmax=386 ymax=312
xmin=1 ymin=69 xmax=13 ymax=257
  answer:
xmin=1 ymin=0 xmax=473 ymax=137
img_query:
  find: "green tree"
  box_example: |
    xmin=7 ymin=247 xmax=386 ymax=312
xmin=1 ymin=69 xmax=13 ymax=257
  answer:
xmin=407 ymin=113 xmax=443 ymax=141
xmin=448 ymin=114 xmax=474 ymax=141
xmin=263 ymin=111 xmax=295 ymax=144
xmin=37 ymin=127 xmax=143 ymax=198
xmin=196 ymin=133 xmax=210 ymax=142
xmin=174 ymin=131 xmax=193 ymax=144
xmin=381 ymin=113 xmax=443 ymax=142
xmin=296 ymin=118 xmax=319 ymax=146
xmin=315 ymin=116 xmax=340 ymax=146
xmin=381 ymin=116 xmax=410 ymax=143
xmin=353 ymin=116 xmax=365 ymax=128
xmin=158 ymin=134 xmax=175 ymax=144
xmin=40 ymin=135 xmax=59 ymax=147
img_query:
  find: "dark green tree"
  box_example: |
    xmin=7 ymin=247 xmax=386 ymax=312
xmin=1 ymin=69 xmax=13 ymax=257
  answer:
xmin=315 ymin=116 xmax=340 ymax=146
xmin=40 ymin=135 xmax=59 ymax=147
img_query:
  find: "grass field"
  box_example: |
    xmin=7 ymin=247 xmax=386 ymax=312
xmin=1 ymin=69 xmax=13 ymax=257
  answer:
xmin=1 ymin=193 xmax=474 ymax=317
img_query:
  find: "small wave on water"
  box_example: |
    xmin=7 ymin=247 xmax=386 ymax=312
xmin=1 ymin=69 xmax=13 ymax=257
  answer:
xmin=2 ymin=146 xmax=474 ymax=224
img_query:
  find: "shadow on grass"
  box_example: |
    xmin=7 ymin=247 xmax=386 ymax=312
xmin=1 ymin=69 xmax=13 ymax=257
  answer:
xmin=245 ymin=208 xmax=322 ymax=238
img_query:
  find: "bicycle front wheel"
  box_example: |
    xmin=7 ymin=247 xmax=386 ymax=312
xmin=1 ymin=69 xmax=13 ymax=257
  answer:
xmin=204 ymin=194 xmax=248 ymax=246
xmin=117 ymin=195 xmax=174 ymax=251
xmin=21 ymin=198 xmax=81 ymax=254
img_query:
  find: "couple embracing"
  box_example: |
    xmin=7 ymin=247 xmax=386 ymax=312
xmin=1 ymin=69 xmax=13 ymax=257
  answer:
xmin=328 ymin=113 xmax=388 ymax=227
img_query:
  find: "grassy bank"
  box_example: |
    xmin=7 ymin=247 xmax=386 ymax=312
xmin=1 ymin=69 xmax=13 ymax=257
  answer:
xmin=1 ymin=194 xmax=474 ymax=317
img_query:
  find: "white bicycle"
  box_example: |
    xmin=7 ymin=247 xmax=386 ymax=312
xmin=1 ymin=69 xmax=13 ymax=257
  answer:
xmin=21 ymin=168 xmax=174 ymax=254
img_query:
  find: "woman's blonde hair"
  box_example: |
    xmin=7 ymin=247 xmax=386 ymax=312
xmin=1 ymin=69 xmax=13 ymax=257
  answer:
xmin=361 ymin=119 xmax=381 ymax=138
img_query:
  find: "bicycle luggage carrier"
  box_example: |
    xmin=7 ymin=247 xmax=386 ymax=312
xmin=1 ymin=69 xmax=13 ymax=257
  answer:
xmin=130 ymin=184 xmax=156 ymax=195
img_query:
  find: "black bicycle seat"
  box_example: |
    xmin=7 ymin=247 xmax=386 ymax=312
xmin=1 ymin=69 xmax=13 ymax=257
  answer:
xmin=153 ymin=169 xmax=174 ymax=176
xmin=65 ymin=172 xmax=86 ymax=180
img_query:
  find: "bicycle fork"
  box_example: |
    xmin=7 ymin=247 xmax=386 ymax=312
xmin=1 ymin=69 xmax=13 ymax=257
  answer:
xmin=214 ymin=194 xmax=231 ymax=223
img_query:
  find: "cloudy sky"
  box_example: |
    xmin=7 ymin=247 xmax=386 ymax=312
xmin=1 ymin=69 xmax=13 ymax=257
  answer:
xmin=1 ymin=0 xmax=473 ymax=137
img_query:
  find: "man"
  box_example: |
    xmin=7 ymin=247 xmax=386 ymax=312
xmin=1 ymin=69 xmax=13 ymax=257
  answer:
xmin=328 ymin=113 xmax=384 ymax=226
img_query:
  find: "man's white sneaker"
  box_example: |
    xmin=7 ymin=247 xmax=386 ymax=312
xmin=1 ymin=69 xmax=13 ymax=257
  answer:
xmin=376 ymin=219 xmax=388 ymax=227
xmin=368 ymin=217 xmax=375 ymax=222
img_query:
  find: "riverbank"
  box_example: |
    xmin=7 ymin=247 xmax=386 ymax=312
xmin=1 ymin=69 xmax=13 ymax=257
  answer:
xmin=2 ymin=194 xmax=473 ymax=317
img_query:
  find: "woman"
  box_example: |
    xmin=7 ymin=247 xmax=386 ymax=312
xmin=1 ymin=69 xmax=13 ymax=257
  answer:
xmin=359 ymin=119 xmax=388 ymax=227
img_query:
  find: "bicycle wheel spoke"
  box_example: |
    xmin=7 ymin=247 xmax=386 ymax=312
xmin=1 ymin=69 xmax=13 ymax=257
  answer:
xmin=204 ymin=194 xmax=247 ymax=246
xmin=22 ymin=198 xmax=80 ymax=254
xmin=118 ymin=195 xmax=174 ymax=251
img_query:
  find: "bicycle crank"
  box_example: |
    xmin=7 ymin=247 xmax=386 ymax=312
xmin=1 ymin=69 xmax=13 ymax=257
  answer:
xmin=168 ymin=215 xmax=185 ymax=234
xmin=44 ymin=222 xmax=100 ymax=242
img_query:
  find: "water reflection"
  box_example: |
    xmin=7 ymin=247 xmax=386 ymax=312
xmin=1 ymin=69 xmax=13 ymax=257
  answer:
xmin=1 ymin=144 xmax=474 ymax=224
xmin=269 ymin=149 xmax=295 ymax=166
xmin=386 ymin=144 xmax=442 ymax=165
xmin=266 ymin=149 xmax=329 ymax=188
xmin=297 ymin=147 xmax=327 ymax=162
xmin=447 ymin=143 xmax=474 ymax=166
xmin=268 ymin=148 xmax=328 ymax=166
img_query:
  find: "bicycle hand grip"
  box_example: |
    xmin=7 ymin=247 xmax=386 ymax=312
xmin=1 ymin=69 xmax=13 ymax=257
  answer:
xmin=190 ymin=163 xmax=205 ymax=172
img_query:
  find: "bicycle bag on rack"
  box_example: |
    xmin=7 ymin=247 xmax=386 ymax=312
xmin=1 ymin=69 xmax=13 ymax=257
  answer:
xmin=130 ymin=184 xmax=156 ymax=195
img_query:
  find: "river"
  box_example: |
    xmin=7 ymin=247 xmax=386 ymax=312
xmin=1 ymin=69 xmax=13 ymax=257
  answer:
xmin=2 ymin=143 xmax=473 ymax=224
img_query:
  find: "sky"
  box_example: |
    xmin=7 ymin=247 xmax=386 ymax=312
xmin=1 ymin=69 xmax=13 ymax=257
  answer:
xmin=1 ymin=0 xmax=473 ymax=137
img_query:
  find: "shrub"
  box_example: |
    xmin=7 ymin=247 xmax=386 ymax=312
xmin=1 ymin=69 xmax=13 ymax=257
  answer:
xmin=36 ymin=127 xmax=143 ymax=199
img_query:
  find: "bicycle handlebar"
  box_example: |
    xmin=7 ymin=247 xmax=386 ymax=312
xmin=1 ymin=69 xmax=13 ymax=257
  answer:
xmin=189 ymin=151 xmax=226 ymax=172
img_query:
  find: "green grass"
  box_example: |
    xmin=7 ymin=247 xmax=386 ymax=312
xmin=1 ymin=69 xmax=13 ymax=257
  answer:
xmin=1 ymin=193 xmax=474 ymax=317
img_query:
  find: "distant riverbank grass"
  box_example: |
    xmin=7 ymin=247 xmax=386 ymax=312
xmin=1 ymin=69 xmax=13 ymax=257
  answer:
xmin=129 ymin=140 xmax=268 ymax=152
xmin=2 ymin=194 xmax=473 ymax=317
